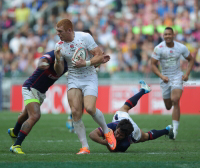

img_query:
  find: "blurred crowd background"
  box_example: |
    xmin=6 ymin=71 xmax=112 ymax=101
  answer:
xmin=0 ymin=0 xmax=200 ymax=78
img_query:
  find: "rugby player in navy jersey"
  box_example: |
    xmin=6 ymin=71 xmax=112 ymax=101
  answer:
xmin=89 ymin=80 xmax=174 ymax=152
xmin=8 ymin=50 xmax=68 ymax=154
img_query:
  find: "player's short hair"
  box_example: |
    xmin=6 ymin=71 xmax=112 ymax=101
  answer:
xmin=116 ymin=119 xmax=133 ymax=137
xmin=56 ymin=19 xmax=74 ymax=31
xmin=165 ymin=27 xmax=174 ymax=34
xmin=83 ymin=29 xmax=93 ymax=36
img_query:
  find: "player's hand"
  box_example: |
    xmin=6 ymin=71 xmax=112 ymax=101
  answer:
xmin=182 ymin=74 xmax=189 ymax=81
xmin=102 ymin=55 xmax=110 ymax=63
xmin=38 ymin=59 xmax=50 ymax=70
xmin=54 ymin=47 xmax=62 ymax=64
xmin=162 ymin=76 xmax=169 ymax=83
xmin=72 ymin=56 xmax=86 ymax=68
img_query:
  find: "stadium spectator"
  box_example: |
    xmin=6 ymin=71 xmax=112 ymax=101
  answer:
xmin=15 ymin=3 xmax=30 ymax=25
xmin=9 ymin=31 xmax=26 ymax=54
xmin=0 ymin=0 xmax=199 ymax=77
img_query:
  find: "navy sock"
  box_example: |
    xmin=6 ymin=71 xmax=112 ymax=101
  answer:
xmin=147 ymin=129 xmax=169 ymax=140
xmin=13 ymin=121 xmax=22 ymax=136
xmin=125 ymin=89 xmax=145 ymax=109
xmin=14 ymin=130 xmax=27 ymax=146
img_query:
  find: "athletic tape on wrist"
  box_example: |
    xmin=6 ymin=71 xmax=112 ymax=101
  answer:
xmin=86 ymin=60 xmax=91 ymax=67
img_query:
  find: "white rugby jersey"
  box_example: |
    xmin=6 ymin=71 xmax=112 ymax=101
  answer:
xmin=151 ymin=41 xmax=190 ymax=78
xmin=55 ymin=31 xmax=98 ymax=77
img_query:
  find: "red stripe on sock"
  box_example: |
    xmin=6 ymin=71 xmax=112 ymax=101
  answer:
xmin=20 ymin=130 xmax=28 ymax=136
xmin=126 ymin=100 xmax=134 ymax=107
xmin=17 ymin=120 xmax=22 ymax=125
xmin=148 ymin=131 xmax=153 ymax=140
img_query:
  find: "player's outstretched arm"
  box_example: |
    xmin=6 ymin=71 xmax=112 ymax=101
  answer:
xmin=89 ymin=47 xmax=110 ymax=65
xmin=182 ymin=54 xmax=194 ymax=81
xmin=89 ymin=128 xmax=108 ymax=145
xmin=54 ymin=48 xmax=64 ymax=76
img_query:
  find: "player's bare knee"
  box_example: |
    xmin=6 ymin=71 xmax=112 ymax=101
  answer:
xmin=85 ymin=106 xmax=96 ymax=115
xmin=18 ymin=111 xmax=27 ymax=121
xmin=171 ymin=98 xmax=179 ymax=106
xmin=71 ymin=106 xmax=80 ymax=115
xmin=71 ymin=110 xmax=82 ymax=121
xmin=144 ymin=133 xmax=149 ymax=141
xmin=119 ymin=106 xmax=129 ymax=113
xmin=165 ymin=104 xmax=172 ymax=110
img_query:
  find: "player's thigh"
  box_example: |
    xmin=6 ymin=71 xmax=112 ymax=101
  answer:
xmin=84 ymin=95 xmax=97 ymax=115
xmin=26 ymin=102 xmax=41 ymax=120
xmin=160 ymin=82 xmax=171 ymax=99
xmin=22 ymin=87 xmax=42 ymax=119
xmin=171 ymin=89 xmax=182 ymax=102
xmin=67 ymin=88 xmax=83 ymax=113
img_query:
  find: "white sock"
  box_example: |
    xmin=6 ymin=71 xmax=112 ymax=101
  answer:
xmin=92 ymin=108 xmax=109 ymax=134
xmin=73 ymin=119 xmax=89 ymax=149
xmin=172 ymin=120 xmax=179 ymax=138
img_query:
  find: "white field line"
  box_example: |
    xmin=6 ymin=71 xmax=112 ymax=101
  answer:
xmin=0 ymin=152 xmax=199 ymax=156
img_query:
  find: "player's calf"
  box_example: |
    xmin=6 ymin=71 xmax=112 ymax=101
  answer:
xmin=147 ymin=127 xmax=169 ymax=141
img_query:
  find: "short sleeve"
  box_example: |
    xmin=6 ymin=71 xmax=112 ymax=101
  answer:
xmin=151 ymin=46 xmax=160 ymax=60
xmin=181 ymin=45 xmax=190 ymax=58
xmin=55 ymin=43 xmax=59 ymax=50
xmin=40 ymin=50 xmax=54 ymax=63
xmin=83 ymin=33 xmax=98 ymax=51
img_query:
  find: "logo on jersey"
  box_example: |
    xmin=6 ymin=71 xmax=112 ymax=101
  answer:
xmin=170 ymin=50 xmax=173 ymax=53
xmin=159 ymin=45 xmax=163 ymax=48
xmin=70 ymin=44 xmax=76 ymax=51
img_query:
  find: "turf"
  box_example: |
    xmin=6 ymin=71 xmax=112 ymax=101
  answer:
xmin=0 ymin=112 xmax=200 ymax=168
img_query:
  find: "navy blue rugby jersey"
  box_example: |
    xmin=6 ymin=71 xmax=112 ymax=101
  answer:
xmin=98 ymin=121 xmax=132 ymax=152
xmin=23 ymin=50 xmax=68 ymax=93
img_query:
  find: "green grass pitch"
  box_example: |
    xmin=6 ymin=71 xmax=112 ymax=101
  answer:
xmin=0 ymin=112 xmax=200 ymax=168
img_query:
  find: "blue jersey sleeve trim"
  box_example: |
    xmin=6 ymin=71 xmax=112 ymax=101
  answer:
xmin=40 ymin=57 xmax=51 ymax=63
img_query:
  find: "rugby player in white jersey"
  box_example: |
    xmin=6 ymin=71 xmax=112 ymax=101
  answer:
xmin=151 ymin=27 xmax=194 ymax=140
xmin=54 ymin=19 xmax=116 ymax=154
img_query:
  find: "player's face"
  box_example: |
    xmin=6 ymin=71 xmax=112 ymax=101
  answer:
xmin=56 ymin=26 xmax=72 ymax=42
xmin=114 ymin=128 xmax=126 ymax=141
xmin=163 ymin=29 xmax=174 ymax=44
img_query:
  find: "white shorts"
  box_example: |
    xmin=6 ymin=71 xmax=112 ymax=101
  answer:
xmin=112 ymin=111 xmax=141 ymax=143
xmin=160 ymin=76 xmax=183 ymax=99
xmin=22 ymin=87 xmax=46 ymax=105
xmin=67 ymin=74 xmax=98 ymax=97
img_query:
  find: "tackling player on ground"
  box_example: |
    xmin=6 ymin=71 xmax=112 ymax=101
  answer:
xmin=8 ymin=50 xmax=68 ymax=154
xmin=89 ymin=81 xmax=174 ymax=152
xmin=151 ymin=27 xmax=194 ymax=140
xmin=54 ymin=19 xmax=116 ymax=154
